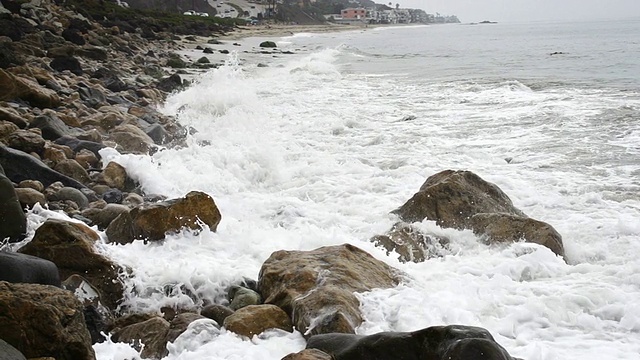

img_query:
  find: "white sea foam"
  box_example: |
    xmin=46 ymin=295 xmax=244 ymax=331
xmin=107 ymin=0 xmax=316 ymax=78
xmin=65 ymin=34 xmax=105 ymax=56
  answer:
xmin=36 ymin=21 xmax=639 ymax=360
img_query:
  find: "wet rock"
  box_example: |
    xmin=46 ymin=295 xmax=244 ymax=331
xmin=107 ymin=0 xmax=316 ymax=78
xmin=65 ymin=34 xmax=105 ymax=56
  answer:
xmin=49 ymin=186 xmax=89 ymax=209
xmin=82 ymin=203 xmax=129 ymax=230
xmin=223 ymin=304 xmax=293 ymax=338
xmin=4 ymin=129 xmax=45 ymax=154
xmin=102 ymin=188 xmax=124 ymax=204
xmin=18 ymin=219 xmax=124 ymax=311
xmin=156 ymin=73 xmax=185 ymax=93
xmin=61 ymin=275 xmax=111 ymax=344
xmin=0 ymin=164 xmax=26 ymax=243
xmin=306 ymin=324 xmax=515 ymax=360
xmin=75 ymin=148 xmax=99 ymax=168
xmin=106 ymin=191 xmax=222 ymax=244
xmin=112 ymin=317 xmax=170 ymax=359
xmin=55 ymin=136 xmax=105 ymax=157
xmin=201 ymin=304 xmax=234 ymax=325
xmin=392 ymin=170 xmax=525 ymax=228
xmin=0 ymin=252 xmax=61 ymax=286
xmin=0 ymin=69 xmax=60 ymax=108
xmin=228 ymin=285 xmax=261 ymax=310
xmin=282 ymin=349 xmax=332 ymax=360
xmin=78 ymin=83 xmax=107 ymax=108
xmin=0 ymin=146 xmax=87 ymax=189
xmin=50 ymin=55 xmax=83 ymax=75
xmin=30 ymin=113 xmax=77 ymax=141
xmin=371 ymin=222 xmax=450 ymax=263
xmin=54 ymin=159 xmax=90 ymax=184
xmin=0 ymin=282 xmax=96 ymax=360
xmin=145 ymin=123 xmax=169 ymax=144
xmin=258 ymin=244 xmax=401 ymax=337
xmin=99 ymin=161 xmax=132 ymax=190
xmin=14 ymin=186 xmax=46 ymax=208
xmin=470 ymin=213 xmax=565 ymax=257
xmin=108 ymin=124 xmax=155 ymax=154
xmin=166 ymin=313 xmax=207 ymax=343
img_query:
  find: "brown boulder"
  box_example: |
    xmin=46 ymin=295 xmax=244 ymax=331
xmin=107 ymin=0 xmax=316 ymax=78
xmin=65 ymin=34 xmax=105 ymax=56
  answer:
xmin=100 ymin=161 xmax=131 ymax=190
xmin=0 ymin=108 xmax=28 ymax=128
xmin=393 ymin=170 xmax=524 ymax=228
xmin=53 ymin=159 xmax=90 ymax=184
xmin=0 ymin=282 xmax=95 ymax=360
xmin=259 ymin=244 xmax=401 ymax=337
xmin=201 ymin=304 xmax=234 ymax=325
xmin=14 ymin=187 xmax=46 ymax=208
xmin=18 ymin=219 xmax=124 ymax=311
xmin=112 ymin=317 xmax=170 ymax=359
xmin=282 ymin=349 xmax=333 ymax=360
xmin=0 ymin=120 xmax=19 ymax=138
xmin=223 ymin=304 xmax=293 ymax=338
xmin=471 ymin=213 xmax=564 ymax=257
xmin=371 ymin=222 xmax=450 ymax=263
xmin=0 ymin=69 xmax=60 ymax=108
xmin=106 ymin=191 xmax=222 ymax=244
xmin=108 ymin=124 xmax=155 ymax=154
xmin=4 ymin=129 xmax=44 ymax=154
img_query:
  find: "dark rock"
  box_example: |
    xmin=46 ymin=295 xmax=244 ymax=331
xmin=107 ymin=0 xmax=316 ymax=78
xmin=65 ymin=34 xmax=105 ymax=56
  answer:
xmin=371 ymin=222 xmax=450 ymax=263
xmin=0 ymin=164 xmax=26 ymax=243
xmin=166 ymin=57 xmax=186 ymax=69
xmin=259 ymin=41 xmax=277 ymax=48
xmin=83 ymin=304 xmax=107 ymax=344
xmin=392 ymin=170 xmax=525 ymax=228
xmin=0 ymin=252 xmax=61 ymax=287
xmin=82 ymin=203 xmax=129 ymax=230
xmin=0 ymin=17 xmax=35 ymax=41
xmin=47 ymin=45 xmax=76 ymax=58
xmin=259 ymin=244 xmax=401 ymax=337
xmin=0 ymin=339 xmax=27 ymax=360
xmin=201 ymin=304 xmax=234 ymax=325
xmin=145 ymin=123 xmax=169 ymax=144
xmin=54 ymin=136 xmax=105 ymax=158
xmin=30 ymin=113 xmax=76 ymax=141
xmin=228 ymin=285 xmax=261 ymax=310
xmin=50 ymin=186 xmax=90 ymax=209
xmin=203 ymin=47 xmax=214 ymax=54
xmin=0 ymin=41 xmax=25 ymax=68
xmin=106 ymin=191 xmax=222 ymax=244
xmin=112 ymin=317 xmax=170 ymax=359
xmin=62 ymin=28 xmax=86 ymax=45
xmin=0 ymin=145 xmax=87 ymax=189
xmin=156 ymin=73 xmax=185 ymax=93
xmin=223 ymin=304 xmax=293 ymax=338
xmin=196 ymin=56 xmax=210 ymax=64
xmin=0 ymin=282 xmax=96 ymax=360
xmin=77 ymin=46 xmax=108 ymax=61
xmin=102 ymin=189 xmax=124 ymax=204
xmin=471 ymin=213 xmax=565 ymax=257
xmin=282 ymin=349 xmax=332 ymax=360
xmin=306 ymin=325 xmax=515 ymax=360
xmin=4 ymin=129 xmax=45 ymax=154
xmin=18 ymin=219 xmax=124 ymax=311
xmin=50 ymin=56 xmax=83 ymax=76
xmin=219 ymin=49 xmax=229 ymax=54
xmin=78 ymin=83 xmax=107 ymax=108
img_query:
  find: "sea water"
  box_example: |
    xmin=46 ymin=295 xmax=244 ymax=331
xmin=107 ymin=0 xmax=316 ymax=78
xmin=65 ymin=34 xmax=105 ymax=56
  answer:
xmin=35 ymin=20 xmax=640 ymax=359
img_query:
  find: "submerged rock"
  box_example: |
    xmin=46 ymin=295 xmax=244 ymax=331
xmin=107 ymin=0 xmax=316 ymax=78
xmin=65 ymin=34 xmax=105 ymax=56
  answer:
xmin=371 ymin=221 xmax=450 ymax=263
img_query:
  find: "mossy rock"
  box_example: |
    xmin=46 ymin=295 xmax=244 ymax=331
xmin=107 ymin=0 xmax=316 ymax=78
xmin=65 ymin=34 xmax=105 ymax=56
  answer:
xmin=259 ymin=41 xmax=277 ymax=48
xmin=166 ymin=57 xmax=186 ymax=69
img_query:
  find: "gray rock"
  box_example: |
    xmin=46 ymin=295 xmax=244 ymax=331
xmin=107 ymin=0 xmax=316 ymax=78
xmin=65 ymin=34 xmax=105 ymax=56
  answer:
xmin=29 ymin=113 xmax=75 ymax=141
xmin=0 ymin=339 xmax=27 ymax=360
xmin=228 ymin=285 xmax=261 ymax=310
xmin=0 ymin=251 xmax=61 ymax=287
xmin=52 ymin=186 xmax=89 ymax=209
xmin=0 ymin=164 xmax=26 ymax=243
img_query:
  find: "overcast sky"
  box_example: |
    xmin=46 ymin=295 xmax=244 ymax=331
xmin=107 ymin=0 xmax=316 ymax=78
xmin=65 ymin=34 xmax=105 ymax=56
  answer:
xmin=397 ymin=0 xmax=640 ymax=23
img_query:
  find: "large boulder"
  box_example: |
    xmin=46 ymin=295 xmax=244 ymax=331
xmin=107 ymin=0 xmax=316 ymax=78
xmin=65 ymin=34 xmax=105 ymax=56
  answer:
xmin=471 ymin=213 xmax=565 ymax=257
xmin=393 ymin=170 xmax=525 ymax=228
xmin=0 ymin=146 xmax=87 ymax=189
xmin=258 ymin=244 xmax=401 ymax=337
xmin=0 ymin=69 xmax=60 ymax=108
xmin=0 ymin=282 xmax=96 ymax=360
xmin=106 ymin=191 xmax=222 ymax=244
xmin=18 ymin=219 xmax=124 ymax=311
xmin=0 ymin=165 xmax=27 ymax=243
xmin=306 ymin=324 xmax=515 ymax=360
xmin=223 ymin=304 xmax=292 ymax=338
xmin=370 ymin=222 xmax=450 ymax=263
xmin=0 ymin=252 xmax=61 ymax=287
xmin=29 ymin=114 xmax=78 ymax=141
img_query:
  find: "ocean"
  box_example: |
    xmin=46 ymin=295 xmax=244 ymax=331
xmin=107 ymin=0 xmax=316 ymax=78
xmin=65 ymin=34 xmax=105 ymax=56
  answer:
xmin=36 ymin=19 xmax=640 ymax=359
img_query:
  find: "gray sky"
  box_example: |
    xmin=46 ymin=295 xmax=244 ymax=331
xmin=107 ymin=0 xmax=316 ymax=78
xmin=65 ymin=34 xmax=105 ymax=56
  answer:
xmin=398 ymin=0 xmax=640 ymax=22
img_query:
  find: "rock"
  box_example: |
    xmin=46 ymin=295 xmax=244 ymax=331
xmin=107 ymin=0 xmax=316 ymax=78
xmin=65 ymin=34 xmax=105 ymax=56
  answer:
xmin=100 ymin=161 xmax=132 ymax=190
xmin=55 ymin=136 xmax=105 ymax=158
xmin=306 ymin=325 xmax=515 ymax=360
xmin=82 ymin=203 xmax=129 ymax=229
xmin=201 ymin=304 xmax=234 ymax=325
xmin=61 ymin=275 xmax=111 ymax=344
xmin=0 ymin=69 xmax=60 ymax=108
xmin=77 ymin=46 xmax=108 ymax=61
xmin=166 ymin=313 xmax=207 ymax=343
xmin=0 ymin=42 xmax=25 ymax=69
xmin=0 ymin=165 xmax=26 ymax=243
xmin=0 ymin=282 xmax=96 ymax=360
xmin=106 ymin=191 xmax=222 ymax=244
xmin=392 ymin=170 xmax=525 ymax=228
xmin=62 ymin=28 xmax=85 ymax=45
xmin=53 ymin=159 xmax=90 ymax=184
xmin=49 ymin=56 xmax=83 ymax=76
xmin=166 ymin=57 xmax=186 ymax=69
xmin=49 ymin=186 xmax=89 ymax=209
xmin=258 ymin=244 xmax=401 ymax=337
xmin=282 ymin=349 xmax=332 ymax=360
xmin=78 ymin=83 xmax=107 ymax=108
xmin=30 ymin=114 xmax=77 ymax=141
xmin=47 ymin=45 xmax=76 ymax=58
xmin=156 ymin=73 xmax=185 ymax=93
xmin=259 ymin=41 xmax=277 ymax=48
xmin=75 ymin=149 xmax=99 ymax=169
xmin=18 ymin=179 xmax=44 ymax=191
xmin=0 ymin=146 xmax=87 ymax=189
xmin=0 ymin=120 xmax=19 ymax=139
xmin=0 ymin=339 xmax=27 ymax=360
xmin=108 ymin=124 xmax=155 ymax=154
xmin=223 ymin=304 xmax=293 ymax=338
xmin=470 ymin=213 xmax=565 ymax=257
xmin=145 ymin=123 xmax=169 ymax=144
xmin=14 ymin=187 xmax=46 ymax=208
xmin=102 ymin=189 xmax=123 ymax=204
xmin=18 ymin=219 xmax=124 ymax=311
xmin=371 ymin=222 xmax=450 ymax=263
xmin=0 ymin=108 xmax=27 ymax=128
xmin=112 ymin=317 xmax=170 ymax=359
xmin=0 ymin=252 xmax=61 ymax=286
xmin=4 ymin=129 xmax=45 ymax=154
xmin=228 ymin=285 xmax=261 ymax=310
xmin=196 ymin=56 xmax=210 ymax=64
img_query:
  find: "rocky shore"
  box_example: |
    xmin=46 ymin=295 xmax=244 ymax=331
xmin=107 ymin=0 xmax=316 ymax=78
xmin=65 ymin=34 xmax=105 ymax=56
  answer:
xmin=1 ymin=1 xmax=561 ymax=359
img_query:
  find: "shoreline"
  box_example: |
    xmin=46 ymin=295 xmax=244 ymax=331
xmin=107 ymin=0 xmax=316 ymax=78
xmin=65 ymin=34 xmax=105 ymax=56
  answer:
xmin=218 ymin=23 xmax=371 ymax=40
